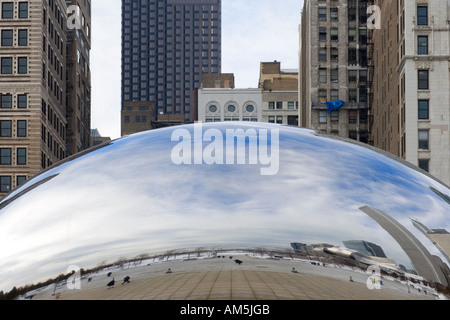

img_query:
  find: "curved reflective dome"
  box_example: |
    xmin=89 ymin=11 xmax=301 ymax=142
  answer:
xmin=1 ymin=122 xmax=450 ymax=300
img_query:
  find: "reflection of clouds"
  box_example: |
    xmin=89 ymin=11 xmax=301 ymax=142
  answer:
xmin=1 ymin=123 xmax=450 ymax=292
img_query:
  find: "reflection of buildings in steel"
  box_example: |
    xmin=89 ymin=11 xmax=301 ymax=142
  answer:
xmin=360 ymin=205 xmax=449 ymax=285
xmin=411 ymin=219 xmax=450 ymax=266
xmin=343 ymin=240 xmax=387 ymax=258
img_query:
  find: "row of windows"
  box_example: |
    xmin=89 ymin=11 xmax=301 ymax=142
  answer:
xmin=318 ymin=110 xmax=368 ymax=125
xmin=268 ymin=101 xmax=298 ymax=110
xmin=123 ymin=115 xmax=149 ymax=124
xmin=319 ymin=87 xmax=367 ymax=103
xmin=205 ymin=117 xmax=258 ymax=122
xmin=42 ymin=99 xmax=66 ymax=140
xmin=0 ymin=93 xmax=27 ymax=109
xmin=1 ymin=29 xmax=27 ymax=47
xmin=1 ymin=2 xmax=28 ymax=19
xmin=268 ymin=115 xmax=298 ymax=126
xmin=207 ymin=104 xmax=257 ymax=114
xmin=0 ymin=147 xmax=27 ymax=165
xmin=0 ymin=56 xmax=27 ymax=75
xmin=0 ymin=120 xmax=27 ymax=137
xmin=0 ymin=175 xmax=26 ymax=193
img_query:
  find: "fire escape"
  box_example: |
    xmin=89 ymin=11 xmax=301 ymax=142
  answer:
xmin=366 ymin=0 xmax=375 ymax=146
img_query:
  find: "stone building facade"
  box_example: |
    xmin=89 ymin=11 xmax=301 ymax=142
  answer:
xmin=300 ymin=0 xmax=371 ymax=143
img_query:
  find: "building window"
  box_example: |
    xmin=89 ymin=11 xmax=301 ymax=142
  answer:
xmin=348 ymin=49 xmax=357 ymax=64
xmin=319 ymin=68 xmax=327 ymax=83
xmin=124 ymin=115 xmax=130 ymax=123
xmin=0 ymin=120 xmax=12 ymax=137
xmin=330 ymin=47 xmax=338 ymax=61
xmin=318 ymin=8 xmax=327 ymax=21
xmin=209 ymin=105 xmax=217 ymax=113
xmin=349 ymin=89 xmax=357 ymax=102
xmin=17 ymin=148 xmax=26 ymax=165
xmin=418 ymin=36 xmax=428 ymax=55
xmin=1 ymin=94 xmax=12 ymax=108
xmin=18 ymin=29 xmax=28 ymax=46
xmin=359 ymin=87 xmax=367 ymax=102
xmin=227 ymin=105 xmax=236 ymax=112
xmin=330 ymin=111 xmax=339 ymax=123
xmin=418 ymin=130 xmax=429 ymax=150
xmin=287 ymin=102 xmax=295 ymax=110
xmin=348 ymin=8 xmax=356 ymax=21
xmin=319 ymin=110 xmax=327 ymax=124
xmin=18 ymin=57 xmax=27 ymax=74
xmin=348 ymin=29 xmax=356 ymax=42
xmin=319 ymin=89 xmax=327 ymax=102
xmin=330 ymin=89 xmax=339 ymax=101
xmin=1 ymin=29 xmax=12 ymax=46
xmin=348 ymin=70 xmax=357 ymax=82
xmin=0 ymin=176 xmax=11 ymax=193
xmin=349 ymin=131 xmax=357 ymax=140
xmin=18 ymin=2 xmax=28 ymax=19
xmin=1 ymin=57 xmax=12 ymax=74
xmin=17 ymin=175 xmax=26 ymax=186
xmin=288 ymin=116 xmax=298 ymax=126
xmin=0 ymin=148 xmax=11 ymax=165
xmin=319 ymin=47 xmax=327 ymax=62
xmin=17 ymin=120 xmax=27 ymax=137
xmin=1 ymin=2 xmax=13 ymax=19
xmin=349 ymin=110 xmax=357 ymax=124
xmin=418 ymin=159 xmax=429 ymax=172
xmin=268 ymin=116 xmax=275 ymax=123
xmin=319 ymin=28 xmax=327 ymax=42
xmin=418 ymin=70 xmax=429 ymax=90
xmin=275 ymin=102 xmax=282 ymax=110
xmin=417 ymin=6 xmax=428 ymax=26
xmin=18 ymin=94 xmax=27 ymax=108
xmin=246 ymin=105 xmax=255 ymax=112
xmin=330 ymin=28 xmax=338 ymax=41
xmin=330 ymin=68 xmax=339 ymax=82
xmin=330 ymin=7 xmax=338 ymax=21
xmin=276 ymin=116 xmax=283 ymax=124
xmin=418 ymin=100 xmax=429 ymax=120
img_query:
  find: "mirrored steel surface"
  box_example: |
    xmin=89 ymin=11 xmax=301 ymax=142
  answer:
xmin=0 ymin=122 xmax=449 ymax=298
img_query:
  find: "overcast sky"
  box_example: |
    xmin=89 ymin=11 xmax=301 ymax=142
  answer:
xmin=90 ymin=0 xmax=304 ymax=139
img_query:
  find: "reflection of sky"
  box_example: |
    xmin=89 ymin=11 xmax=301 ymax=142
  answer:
xmin=0 ymin=123 xmax=449 ymax=292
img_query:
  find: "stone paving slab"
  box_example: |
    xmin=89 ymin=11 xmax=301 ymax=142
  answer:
xmin=36 ymin=269 xmax=434 ymax=300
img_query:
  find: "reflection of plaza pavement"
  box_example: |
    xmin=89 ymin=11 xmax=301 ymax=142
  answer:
xmin=33 ymin=254 xmax=436 ymax=300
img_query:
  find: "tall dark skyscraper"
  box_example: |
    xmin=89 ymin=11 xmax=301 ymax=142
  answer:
xmin=121 ymin=0 xmax=221 ymax=127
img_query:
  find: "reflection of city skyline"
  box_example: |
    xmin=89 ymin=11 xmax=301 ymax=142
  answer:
xmin=360 ymin=206 xmax=449 ymax=286
xmin=412 ymin=219 xmax=450 ymax=268
xmin=1 ymin=123 xmax=449 ymax=294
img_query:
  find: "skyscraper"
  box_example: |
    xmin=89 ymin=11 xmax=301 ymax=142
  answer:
xmin=0 ymin=0 xmax=92 ymax=201
xmin=121 ymin=0 xmax=221 ymax=133
xmin=299 ymin=0 xmax=371 ymax=144
xmin=65 ymin=0 xmax=92 ymax=155
xmin=369 ymin=0 xmax=450 ymax=186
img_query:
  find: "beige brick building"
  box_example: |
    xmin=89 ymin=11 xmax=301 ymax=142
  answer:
xmin=370 ymin=0 xmax=450 ymax=186
xmin=259 ymin=61 xmax=299 ymax=126
xmin=0 ymin=0 xmax=91 ymax=200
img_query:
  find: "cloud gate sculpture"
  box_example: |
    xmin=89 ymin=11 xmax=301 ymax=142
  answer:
xmin=0 ymin=122 xmax=449 ymax=300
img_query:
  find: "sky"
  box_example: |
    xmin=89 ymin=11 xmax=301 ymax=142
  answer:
xmin=90 ymin=0 xmax=304 ymax=139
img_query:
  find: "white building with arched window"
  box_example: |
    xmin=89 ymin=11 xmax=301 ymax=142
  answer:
xmin=197 ymin=88 xmax=263 ymax=123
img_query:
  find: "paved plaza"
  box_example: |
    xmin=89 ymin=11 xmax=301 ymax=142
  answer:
xmin=31 ymin=254 xmax=437 ymax=300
